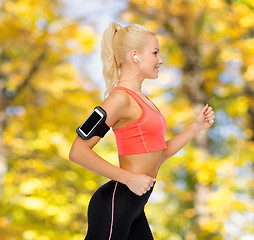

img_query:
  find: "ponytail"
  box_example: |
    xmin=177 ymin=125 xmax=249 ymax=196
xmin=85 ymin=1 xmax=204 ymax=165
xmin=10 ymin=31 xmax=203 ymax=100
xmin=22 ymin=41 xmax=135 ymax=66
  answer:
xmin=101 ymin=23 xmax=122 ymax=98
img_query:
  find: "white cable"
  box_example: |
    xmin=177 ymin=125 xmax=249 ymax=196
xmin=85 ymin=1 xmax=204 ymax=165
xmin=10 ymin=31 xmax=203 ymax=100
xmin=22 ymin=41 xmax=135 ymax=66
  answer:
xmin=118 ymin=62 xmax=142 ymax=82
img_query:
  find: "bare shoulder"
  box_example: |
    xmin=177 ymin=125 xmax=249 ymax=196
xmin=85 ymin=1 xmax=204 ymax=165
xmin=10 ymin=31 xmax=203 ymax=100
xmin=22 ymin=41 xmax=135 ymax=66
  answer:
xmin=101 ymin=89 xmax=129 ymax=111
xmin=100 ymin=89 xmax=130 ymax=127
xmin=104 ymin=89 xmax=129 ymax=106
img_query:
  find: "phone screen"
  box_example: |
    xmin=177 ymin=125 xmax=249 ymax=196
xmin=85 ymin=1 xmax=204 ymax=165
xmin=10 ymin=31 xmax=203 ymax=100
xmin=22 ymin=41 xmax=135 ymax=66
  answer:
xmin=80 ymin=111 xmax=102 ymax=135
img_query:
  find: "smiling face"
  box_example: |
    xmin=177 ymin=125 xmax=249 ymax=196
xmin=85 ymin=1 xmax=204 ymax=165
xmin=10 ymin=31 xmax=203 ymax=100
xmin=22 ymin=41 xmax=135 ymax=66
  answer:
xmin=138 ymin=34 xmax=164 ymax=79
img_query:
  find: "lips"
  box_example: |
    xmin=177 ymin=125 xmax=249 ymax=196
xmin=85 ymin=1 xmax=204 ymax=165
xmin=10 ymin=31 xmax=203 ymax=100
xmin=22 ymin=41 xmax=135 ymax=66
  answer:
xmin=154 ymin=66 xmax=159 ymax=72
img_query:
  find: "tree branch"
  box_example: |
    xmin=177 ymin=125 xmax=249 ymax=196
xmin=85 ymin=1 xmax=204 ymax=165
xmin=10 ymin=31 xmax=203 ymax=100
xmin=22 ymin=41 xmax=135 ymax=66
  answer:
xmin=14 ymin=51 xmax=46 ymax=98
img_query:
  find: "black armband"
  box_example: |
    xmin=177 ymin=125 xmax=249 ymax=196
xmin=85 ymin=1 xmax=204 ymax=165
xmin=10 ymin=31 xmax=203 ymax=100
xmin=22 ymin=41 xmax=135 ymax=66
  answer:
xmin=76 ymin=106 xmax=110 ymax=140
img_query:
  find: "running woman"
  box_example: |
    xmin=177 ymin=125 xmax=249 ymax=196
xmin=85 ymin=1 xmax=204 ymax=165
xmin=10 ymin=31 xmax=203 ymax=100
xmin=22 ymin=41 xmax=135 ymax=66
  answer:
xmin=69 ymin=22 xmax=215 ymax=240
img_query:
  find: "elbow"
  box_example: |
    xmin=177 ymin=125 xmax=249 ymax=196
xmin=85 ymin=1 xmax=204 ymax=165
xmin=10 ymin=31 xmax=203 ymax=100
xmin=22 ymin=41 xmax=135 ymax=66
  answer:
xmin=69 ymin=143 xmax=91 ymax=163
xmin=69 ymin=144 xmax=78 ymax=162
xmin=69 ymin=148 xmax=75 ymax=162
xmin=69 ymin=135 xmax=96 ymax=163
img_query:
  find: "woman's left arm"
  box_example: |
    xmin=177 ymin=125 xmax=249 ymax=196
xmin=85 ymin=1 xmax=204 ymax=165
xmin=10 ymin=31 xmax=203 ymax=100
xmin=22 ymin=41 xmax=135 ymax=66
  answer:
xmin=163 ymin=104 xmax=215 ymax=163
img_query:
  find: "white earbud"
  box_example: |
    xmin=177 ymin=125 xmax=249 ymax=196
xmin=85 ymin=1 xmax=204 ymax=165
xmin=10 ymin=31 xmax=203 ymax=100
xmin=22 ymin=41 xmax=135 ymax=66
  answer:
xmin=134 ymin=55 xmax=141 ymax=63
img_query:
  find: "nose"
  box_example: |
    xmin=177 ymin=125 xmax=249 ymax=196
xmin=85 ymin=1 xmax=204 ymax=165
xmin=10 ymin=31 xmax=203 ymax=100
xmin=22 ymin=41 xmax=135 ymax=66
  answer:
xmin=159 ymin=55 xmax=164 ymax=65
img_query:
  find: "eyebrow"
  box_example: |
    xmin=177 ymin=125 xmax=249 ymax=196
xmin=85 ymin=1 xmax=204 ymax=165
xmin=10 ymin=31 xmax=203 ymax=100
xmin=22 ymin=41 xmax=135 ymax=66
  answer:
xmin=153 ymin=48 xmax=160 ymax=51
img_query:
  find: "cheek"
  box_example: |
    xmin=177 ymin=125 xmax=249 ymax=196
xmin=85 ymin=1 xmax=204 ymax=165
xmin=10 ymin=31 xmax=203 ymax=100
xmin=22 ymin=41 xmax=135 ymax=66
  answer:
xmin=141 ymin=57 xmax=157 ymax=74
xmin=144 ymin=59 xmax=156 ymax=68
xmin=151 ymin=56 xmax=159 ymax=65
xmin=141 ymin=66 xmax=158 ymax=78
xmin=142 ymin=64 xmax=153 ymax=73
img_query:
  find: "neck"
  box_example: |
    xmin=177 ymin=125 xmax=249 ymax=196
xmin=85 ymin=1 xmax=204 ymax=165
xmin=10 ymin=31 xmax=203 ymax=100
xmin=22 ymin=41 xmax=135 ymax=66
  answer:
xmin=116 ymin=80 xmax=143 ymax=92
xmin=118 ymin=66 xmax=144 ymax=92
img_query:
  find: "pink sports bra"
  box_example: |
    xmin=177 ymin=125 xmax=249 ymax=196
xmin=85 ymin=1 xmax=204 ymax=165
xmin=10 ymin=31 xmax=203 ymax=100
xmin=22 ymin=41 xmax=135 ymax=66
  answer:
xmin=112 ymin=86 xmax=167 ymax=155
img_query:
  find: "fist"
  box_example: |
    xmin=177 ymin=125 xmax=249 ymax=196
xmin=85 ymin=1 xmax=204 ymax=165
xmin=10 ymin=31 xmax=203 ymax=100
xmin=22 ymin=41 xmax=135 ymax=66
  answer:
xmin=195 ymin=104 xmax=215 ymax=130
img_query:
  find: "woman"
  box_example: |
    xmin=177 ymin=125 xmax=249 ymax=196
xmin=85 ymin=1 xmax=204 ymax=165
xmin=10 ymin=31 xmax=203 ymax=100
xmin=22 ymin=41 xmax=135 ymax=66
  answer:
xmin=69 ymin=22 xmax=215 ymax=240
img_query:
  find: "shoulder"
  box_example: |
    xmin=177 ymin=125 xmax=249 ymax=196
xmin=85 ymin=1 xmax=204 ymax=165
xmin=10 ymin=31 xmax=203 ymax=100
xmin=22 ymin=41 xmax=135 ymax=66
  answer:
xmin=102 ymin=89 xmax=130 ymax=109
xmin=100 ymin=89 xmax=130 ymax=127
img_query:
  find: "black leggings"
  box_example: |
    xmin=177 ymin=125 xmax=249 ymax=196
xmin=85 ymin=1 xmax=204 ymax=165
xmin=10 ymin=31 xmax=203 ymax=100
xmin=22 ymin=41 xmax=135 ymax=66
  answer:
xmin=84 ymin=180 xmax=154 ymax=240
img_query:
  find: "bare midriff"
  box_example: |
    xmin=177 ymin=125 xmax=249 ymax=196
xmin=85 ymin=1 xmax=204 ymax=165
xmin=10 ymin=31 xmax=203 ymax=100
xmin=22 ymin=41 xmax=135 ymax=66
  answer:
xmin=118 ymin=149 xmax=166 ymax=178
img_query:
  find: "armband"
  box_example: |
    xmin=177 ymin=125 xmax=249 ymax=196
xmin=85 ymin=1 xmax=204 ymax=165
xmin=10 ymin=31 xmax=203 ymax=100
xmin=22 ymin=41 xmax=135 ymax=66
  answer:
xmin=76 ymin=106 xmax=110 ymax=140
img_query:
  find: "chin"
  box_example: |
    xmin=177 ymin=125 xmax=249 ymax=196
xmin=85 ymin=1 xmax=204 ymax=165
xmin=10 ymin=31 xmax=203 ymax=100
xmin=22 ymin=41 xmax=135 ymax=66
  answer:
xmin=143 ymin=72 xmax=159 ymax=80
xmin=150 ymin=74 xmax=159 ymax=79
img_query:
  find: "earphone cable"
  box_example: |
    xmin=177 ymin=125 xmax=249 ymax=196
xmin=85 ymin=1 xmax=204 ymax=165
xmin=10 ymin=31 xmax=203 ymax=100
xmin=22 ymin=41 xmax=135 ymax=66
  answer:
xmin=118 ymin=62 xmax=142 ymax=82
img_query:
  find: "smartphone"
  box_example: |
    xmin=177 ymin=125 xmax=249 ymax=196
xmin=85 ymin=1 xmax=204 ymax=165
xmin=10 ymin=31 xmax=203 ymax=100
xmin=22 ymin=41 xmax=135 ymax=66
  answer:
xmin=78 ymin=108 xmax=104 ymax=137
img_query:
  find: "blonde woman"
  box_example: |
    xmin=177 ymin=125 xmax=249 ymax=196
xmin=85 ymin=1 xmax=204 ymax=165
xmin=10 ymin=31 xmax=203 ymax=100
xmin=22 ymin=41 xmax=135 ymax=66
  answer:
xmin=69 ymin=23 xmax=215 ymax=240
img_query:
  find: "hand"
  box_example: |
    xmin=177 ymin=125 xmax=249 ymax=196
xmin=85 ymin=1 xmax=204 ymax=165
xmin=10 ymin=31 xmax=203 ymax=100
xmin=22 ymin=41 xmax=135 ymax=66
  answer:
xmin=195 ymin=104 xmax=215 ymax=131
xmin=125 ymin=173 xmax=156 ymax=196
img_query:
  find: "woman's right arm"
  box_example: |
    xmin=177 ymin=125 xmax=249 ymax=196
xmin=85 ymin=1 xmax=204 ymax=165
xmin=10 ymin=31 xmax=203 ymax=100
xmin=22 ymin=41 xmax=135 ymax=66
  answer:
xmin=69 ymin=134 xmax=132 ymax=184
xmin=69 ymin=90 xmax=155 ymax=195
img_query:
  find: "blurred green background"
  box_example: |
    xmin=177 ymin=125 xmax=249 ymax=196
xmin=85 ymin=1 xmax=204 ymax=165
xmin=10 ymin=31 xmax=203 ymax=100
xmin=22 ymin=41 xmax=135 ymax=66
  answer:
xmin=0 ymin=0 xmax=254 ymax=239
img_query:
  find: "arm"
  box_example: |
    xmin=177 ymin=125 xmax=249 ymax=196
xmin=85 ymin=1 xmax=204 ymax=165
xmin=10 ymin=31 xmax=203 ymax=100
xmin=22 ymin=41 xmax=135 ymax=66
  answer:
xmin=163 ymin=104 xmax=215 ymax=162
xmin=69 ymin=135 xmax=132 ymax=184
xmin=69 ymin=91 xmax=155 ymax=195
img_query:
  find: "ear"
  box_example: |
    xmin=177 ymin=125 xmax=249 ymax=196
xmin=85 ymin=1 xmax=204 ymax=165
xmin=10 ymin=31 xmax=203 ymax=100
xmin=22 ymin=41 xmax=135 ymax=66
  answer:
xmin=130 ymin=50 xmax=139 ymax=63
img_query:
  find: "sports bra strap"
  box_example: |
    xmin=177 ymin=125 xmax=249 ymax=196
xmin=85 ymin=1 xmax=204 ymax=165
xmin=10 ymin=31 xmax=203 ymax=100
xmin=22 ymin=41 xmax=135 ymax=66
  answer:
xmin=113 ymin=86 xmax=145 ymax=106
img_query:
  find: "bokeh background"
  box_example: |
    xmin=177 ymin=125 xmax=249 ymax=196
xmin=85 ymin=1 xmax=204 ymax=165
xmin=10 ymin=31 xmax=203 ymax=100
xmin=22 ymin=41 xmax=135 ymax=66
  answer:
xmin=1 ymin=0 xmax=254 ymax=239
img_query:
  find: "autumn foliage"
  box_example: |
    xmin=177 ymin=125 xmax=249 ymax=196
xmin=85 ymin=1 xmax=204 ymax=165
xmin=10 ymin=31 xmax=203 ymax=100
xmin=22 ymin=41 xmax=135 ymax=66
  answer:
xmin=1 ymin=0 xmax=254 ymax=239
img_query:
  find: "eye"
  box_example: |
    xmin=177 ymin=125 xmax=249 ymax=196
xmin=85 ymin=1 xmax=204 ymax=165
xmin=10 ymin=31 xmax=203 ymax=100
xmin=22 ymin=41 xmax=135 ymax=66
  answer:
xmin=153 ymin=51 xmax=158 ymax=56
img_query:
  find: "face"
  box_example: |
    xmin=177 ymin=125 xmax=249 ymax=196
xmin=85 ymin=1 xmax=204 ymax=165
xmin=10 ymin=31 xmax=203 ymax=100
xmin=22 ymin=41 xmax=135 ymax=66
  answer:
xmin=139 ymin=35 xmax=164 ymax=79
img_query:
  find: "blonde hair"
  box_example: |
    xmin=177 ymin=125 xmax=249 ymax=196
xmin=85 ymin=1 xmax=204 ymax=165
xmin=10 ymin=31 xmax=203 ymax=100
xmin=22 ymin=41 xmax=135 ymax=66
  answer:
xmin=101 ymin=22 xmax=155 ymax=97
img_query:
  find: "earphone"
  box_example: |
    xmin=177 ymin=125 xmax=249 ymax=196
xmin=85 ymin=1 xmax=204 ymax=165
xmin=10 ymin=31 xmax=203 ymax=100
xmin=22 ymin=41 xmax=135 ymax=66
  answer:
xmin=134 ymin=55 xmax=141 ymax=63
xmin=118 ymin=55 xmax=142 ymax=82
